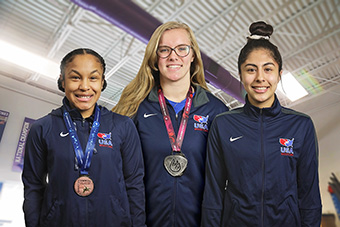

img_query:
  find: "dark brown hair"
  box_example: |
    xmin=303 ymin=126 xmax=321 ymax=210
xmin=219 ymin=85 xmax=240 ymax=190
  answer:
xmin=238 ymin=21 xmax=282 ymax=75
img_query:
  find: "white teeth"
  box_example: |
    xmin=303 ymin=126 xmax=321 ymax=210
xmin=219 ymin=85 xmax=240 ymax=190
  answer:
xmin=78 ymin=96 xmax=91 ymax=98
xmin=168 ymin=65 xmax=180 ymax=68
xmin=255 ymin=87 xmax=267 ymax=90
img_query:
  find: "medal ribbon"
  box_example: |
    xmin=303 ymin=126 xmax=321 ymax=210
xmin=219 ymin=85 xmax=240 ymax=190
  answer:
xmin=63 ymin=106 xmax=100 ymax=175
xmin=158 ymin=87 xmax=193 ymax=152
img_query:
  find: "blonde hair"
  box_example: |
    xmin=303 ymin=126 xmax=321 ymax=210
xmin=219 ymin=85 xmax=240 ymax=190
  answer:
xmin=112 ymin=21 xmax=208 ymax=117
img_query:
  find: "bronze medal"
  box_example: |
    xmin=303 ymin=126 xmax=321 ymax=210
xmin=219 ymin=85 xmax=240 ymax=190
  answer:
xmin=164 ymin=153 xmax=188 ymax=177
xmin=74 ymin=175 xmax=94 ymax=197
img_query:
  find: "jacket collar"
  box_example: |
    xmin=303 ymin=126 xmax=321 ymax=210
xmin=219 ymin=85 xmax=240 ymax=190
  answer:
xmin=147 ymin=84 xmax=210 ymax=108
xmin=244 ymin=94 xmax=282 ymax=119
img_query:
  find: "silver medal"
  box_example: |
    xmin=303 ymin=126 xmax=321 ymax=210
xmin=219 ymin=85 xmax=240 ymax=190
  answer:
xmin=164 ymin=153 xmax=188 ymax=177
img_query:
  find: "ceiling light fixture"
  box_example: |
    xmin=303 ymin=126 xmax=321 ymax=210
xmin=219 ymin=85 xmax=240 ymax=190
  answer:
xmin=0 ymin=40 xmax=59 ymax=80
xmin=277 ymin=71 xmax=308 ymax=102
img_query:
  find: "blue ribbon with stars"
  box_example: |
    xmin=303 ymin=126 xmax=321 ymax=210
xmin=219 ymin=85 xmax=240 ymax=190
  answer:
xmin=63 ymin=106 xmax=100 ymax=175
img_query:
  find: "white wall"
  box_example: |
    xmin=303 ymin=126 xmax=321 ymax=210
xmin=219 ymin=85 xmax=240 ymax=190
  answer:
xmin=292 ymin=86 xmax=340 ymax=226
xmin=0 ymin=74 xmax=62 ymax=226
xmin=0 ymin=75 xmax=62 ymax=181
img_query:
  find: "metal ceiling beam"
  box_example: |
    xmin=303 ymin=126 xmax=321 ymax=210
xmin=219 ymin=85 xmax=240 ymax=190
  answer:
xmin=47 ymin=5 xmax=85 ymax=58
xmin=27 ymin=5 xmax=85 ymax=82
xmin=96 ymin=0 xmax=167 ymax=81
xmin=215 ymin=0 xmax=323 ymax=64
xmin=284 ymin=25 xmax=340 ymax=60
xmin=299 ymin=57 xmax=340 ymax=86
xmin=194 ymin=0 xmax=244 ymax=37
xmin=292 ymin=47 xmax=340 ymax=76
xmin=104 ymin=0 xmax=194 ymax=80
xmin=163 ymin=0 xmax=194 ymax=21
xmin=71 ymin=0 xmax=244 ymax=102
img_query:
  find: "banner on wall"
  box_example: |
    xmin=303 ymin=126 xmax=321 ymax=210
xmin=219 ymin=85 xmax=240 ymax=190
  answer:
xmin=12 ymin=117 xmax=35 ymax=172
xmin=0 ymin=110 xmax=10 ymax=143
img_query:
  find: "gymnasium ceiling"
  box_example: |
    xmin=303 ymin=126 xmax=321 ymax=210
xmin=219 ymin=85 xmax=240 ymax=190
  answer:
xmin=0 ymin=0 xmax=339 ymax=111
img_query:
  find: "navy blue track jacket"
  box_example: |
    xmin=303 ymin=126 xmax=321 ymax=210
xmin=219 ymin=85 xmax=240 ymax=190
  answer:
xmin=201 ymin=96 xmax=322 ymax=226
xmin=22 ymin=98 xmax=146 ymax=227
xmin=134 ymin=85 xmax=228 ymax=227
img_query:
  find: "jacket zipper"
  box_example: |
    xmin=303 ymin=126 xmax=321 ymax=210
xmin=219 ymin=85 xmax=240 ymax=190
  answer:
xmin=170 ymin=103 xmax=178 ymax=227
xmin=260 ymin=109 xmax=265 ymax=227
xmin=86 ymin=198 xmax=88 ymax=227
xmin=172 ymin=178 xmax=177 ymax=227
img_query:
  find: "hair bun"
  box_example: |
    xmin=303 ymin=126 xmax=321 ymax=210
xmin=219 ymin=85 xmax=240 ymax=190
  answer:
xmin=249 ymin=21 xmax=273 ymax=37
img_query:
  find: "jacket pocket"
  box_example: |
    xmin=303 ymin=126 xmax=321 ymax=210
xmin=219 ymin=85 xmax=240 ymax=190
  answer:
xmin=88 ymin=195 xmax=132 ymax=226
xmin=110 ymin=195 xmax=131 ymax=220
xmin=285 ymin=196 xmax=300 ymax=226
xmin=269 ymin=195 xmax=300 ymax=226
xmin=40 ymin=199 xmax=60 ymax=227
xmin=221 ymin=191 xmax=238 ymax=227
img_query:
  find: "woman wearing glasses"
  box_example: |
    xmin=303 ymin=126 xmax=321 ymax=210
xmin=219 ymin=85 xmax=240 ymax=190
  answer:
xmin=113 ymin=21 xmax=228 ymax=226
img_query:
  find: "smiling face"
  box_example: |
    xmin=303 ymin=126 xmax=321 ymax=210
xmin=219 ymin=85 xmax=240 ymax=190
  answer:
xmin=157 ymin=28 xmax=194 ymax=86
xmin=61 ymin=54 xmax=104 ymax=118
xmin=240 ymin=48 xmax=282 ymax=108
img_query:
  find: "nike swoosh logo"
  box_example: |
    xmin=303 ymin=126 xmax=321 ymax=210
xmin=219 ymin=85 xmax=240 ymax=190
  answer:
xmin=60 ymin=132 xmax=69 ymax=137
xmin=230 ymin=136 xmax=243 ymax=142
xmin=144 ymin=113 xmax=157 ymax=118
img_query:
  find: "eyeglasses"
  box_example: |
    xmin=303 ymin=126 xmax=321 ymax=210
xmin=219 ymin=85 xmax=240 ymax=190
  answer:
xmin=156 ymin=44 xmax=191 ymax=58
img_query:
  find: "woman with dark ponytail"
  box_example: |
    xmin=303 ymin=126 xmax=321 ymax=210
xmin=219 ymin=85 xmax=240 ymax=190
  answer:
xmin=201 ymin=21 xmax=321 ymax=226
